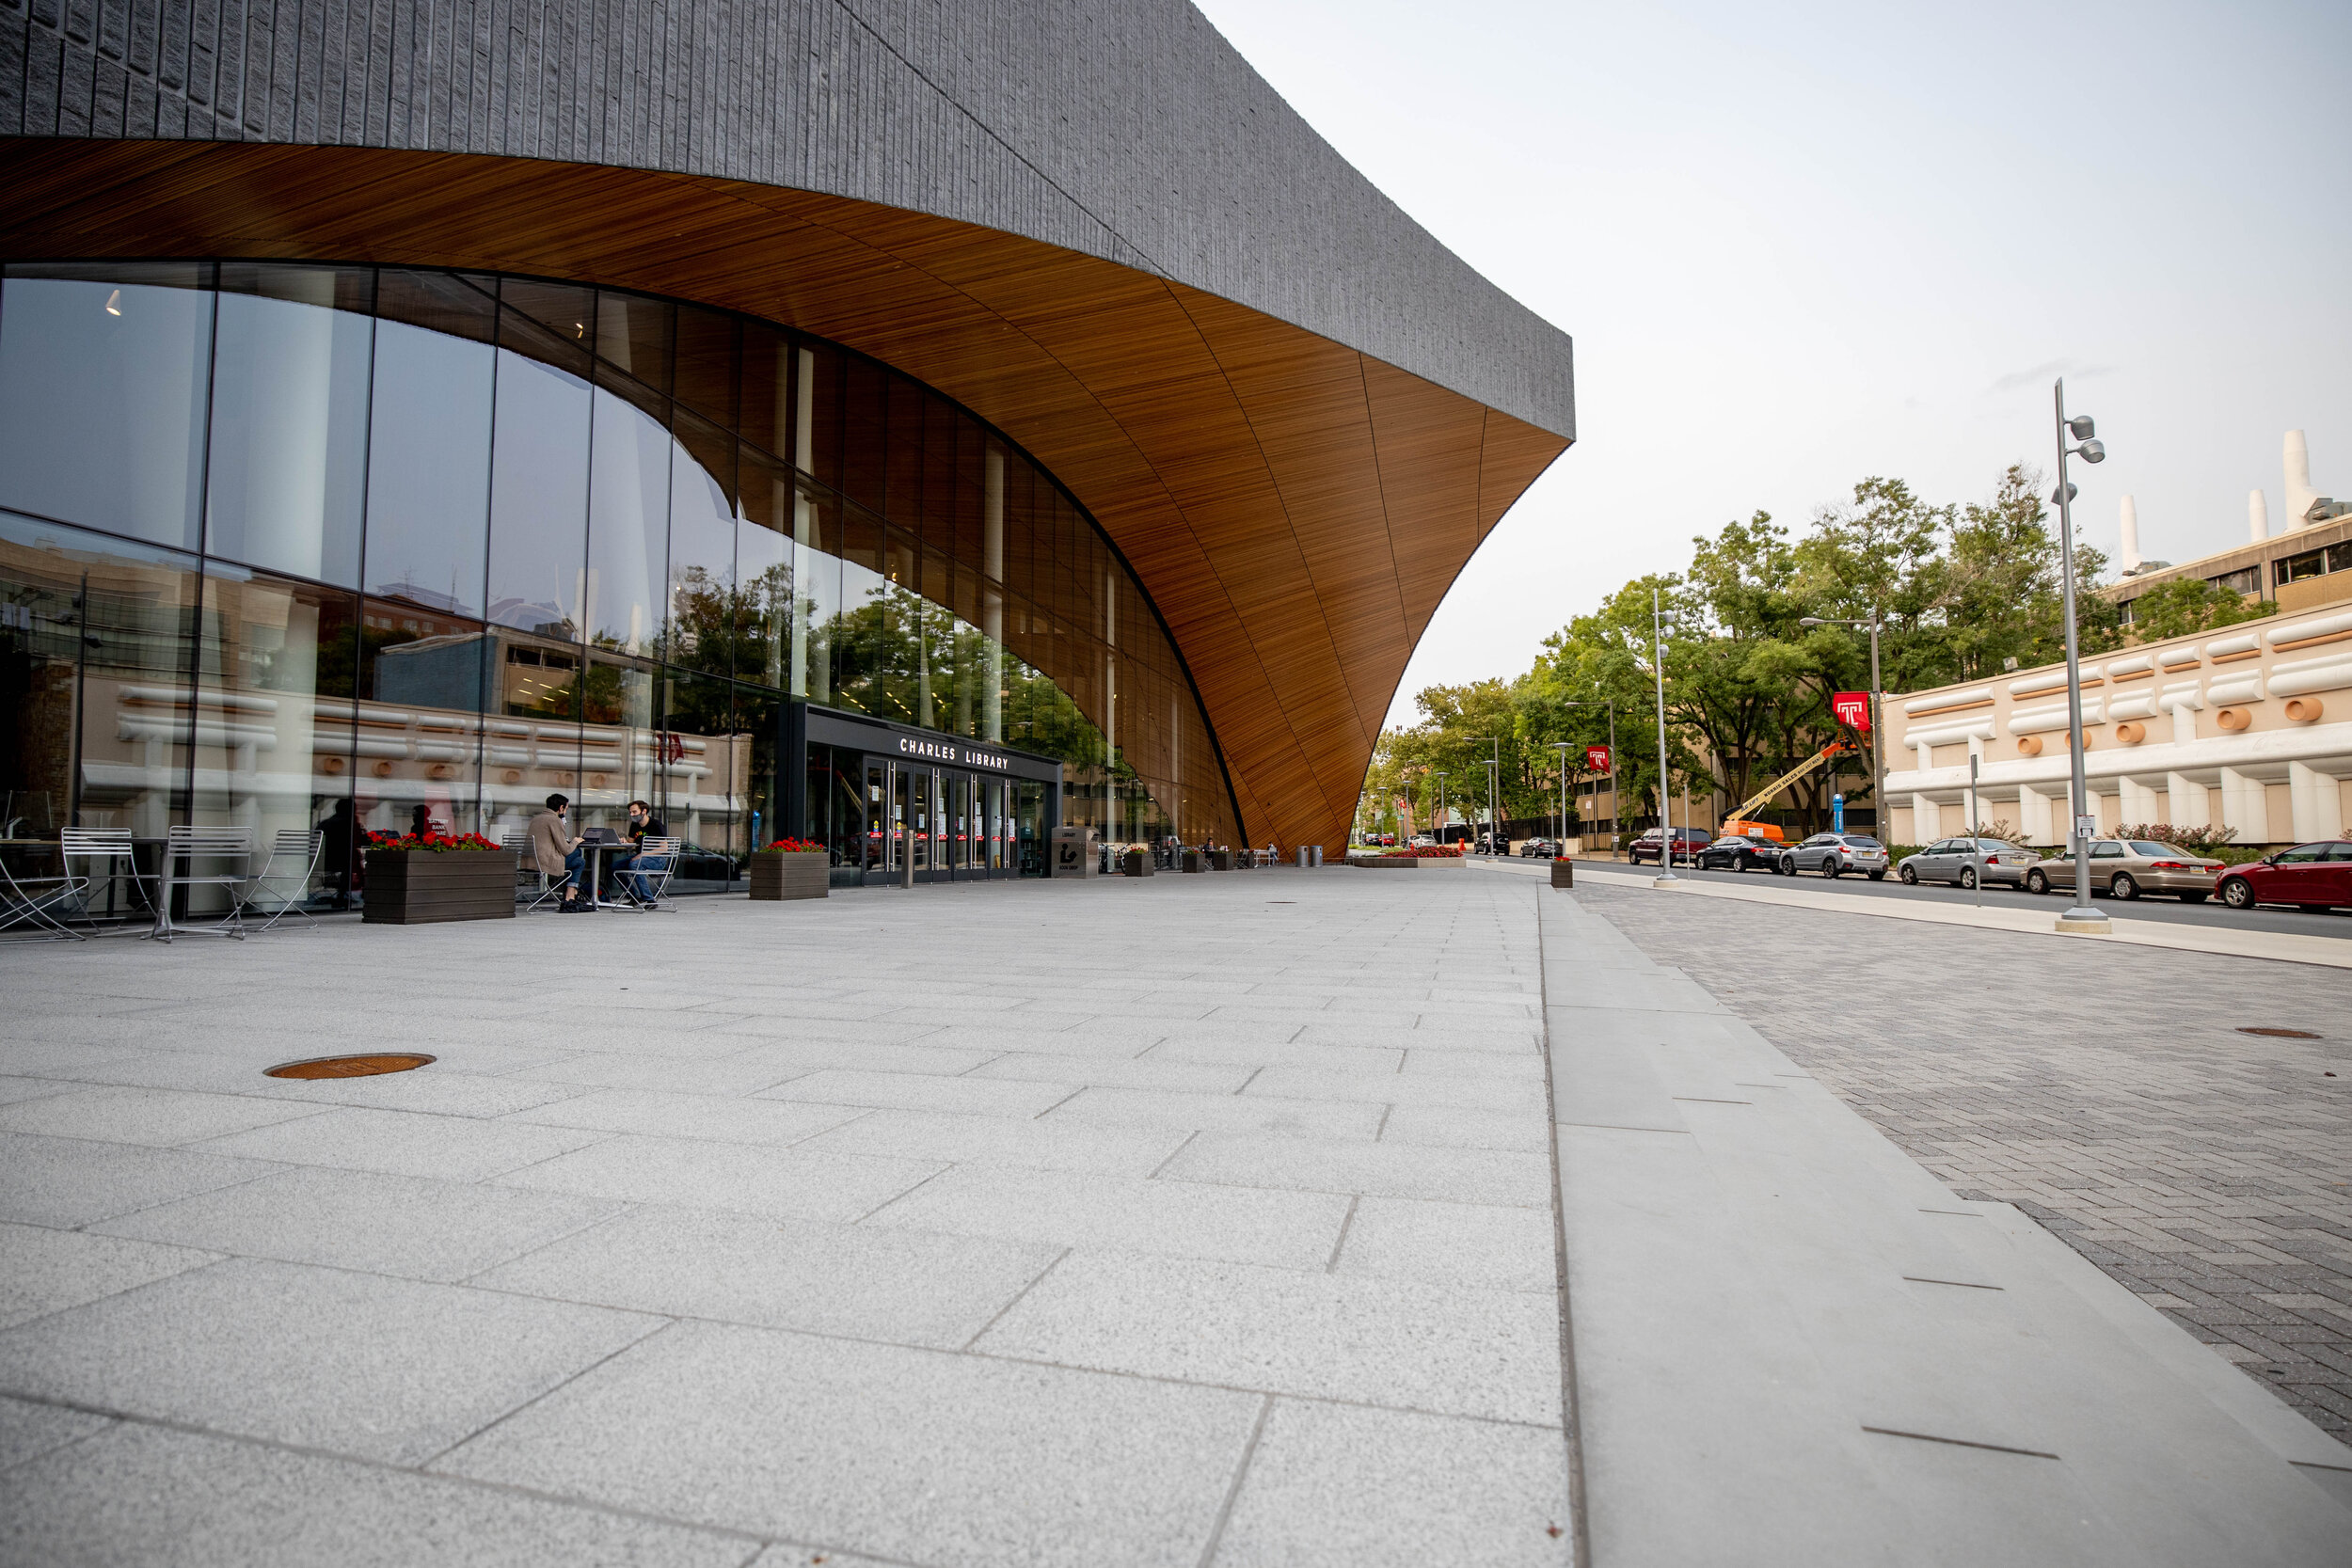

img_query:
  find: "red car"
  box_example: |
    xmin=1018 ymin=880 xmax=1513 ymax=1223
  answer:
xmin=2216 ymin=841 xmax=2352 ymax=911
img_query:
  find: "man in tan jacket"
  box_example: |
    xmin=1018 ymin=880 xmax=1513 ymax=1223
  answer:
xmin=527 ymin=793 xmax=591 ymax=911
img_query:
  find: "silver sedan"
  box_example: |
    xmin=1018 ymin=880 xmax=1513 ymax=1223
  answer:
xmin=1898 ymin=837 xmax=2041 ymax=890
xmin=2024 ymin=840 xmax=2225 ymax=903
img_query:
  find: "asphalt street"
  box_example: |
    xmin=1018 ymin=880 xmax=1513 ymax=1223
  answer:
xmin=1557 ymin=857 xmax=2352 ymax=942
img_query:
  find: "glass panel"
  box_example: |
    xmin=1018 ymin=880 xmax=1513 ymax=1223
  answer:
xmin=672 ymin=304 xmax=736 ymax=429
xmin=884 ymin=374 xmax=925 ymax=525
xmin=485 ymin=317 xmax=591 ymax=639
xmin=663 ymin=409 xmax=735 ymax=676
xmin=360 ymin=597 xmax=492 ymax=847
xmin=865 ymin=760 xmax=889 ymax=875
xmin=881 ymin=526 xmax=920 ymax=726
xmin=735 ymin=448 xmax=788 ymax=694
xmin=658 ymin=667 xmax=742 ymax=887
xmin=586 ymin=373 xmax=671 ymax=656
xmin=576 ymin=654 xmax=656 ymax=838
xmin=190 ymin=567 xmax=358 ymax=915
xmin=495 ymin=632 xmax=583 ymax=833
xmin=364 ymin=277 xmax=495 ymax=616
xmin=0 ymin=512 xmax=201 ymax=849
xmin=499 ymin=279 xmax=595 ymax=350
xmin=734 ymin=683 xmax=780 ymax=855
xmin=596 ymin=290 xmax=672 ymax=395
xmin=739 ymin=325 xmax=792 ymax=465
xmin=840 ymin=357 xmax=887 ymax=511
xmin=834 ymin=502 xmax=886 ymax=716
xmin=0 ymin=263 xmax=213 ymax=551
xmin=203 ymin=263 xmax=373 ymax=586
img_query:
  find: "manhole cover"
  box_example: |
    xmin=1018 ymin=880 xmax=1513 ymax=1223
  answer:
xmin=2237 ymin=1027 xmax=2322 ymax=1040
xmin=265 ymin=1053 xmax=436 ymax=1080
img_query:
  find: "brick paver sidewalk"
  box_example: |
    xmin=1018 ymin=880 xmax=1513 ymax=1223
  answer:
xmin=1584 ymin=886 xmax=2352 ymax=1436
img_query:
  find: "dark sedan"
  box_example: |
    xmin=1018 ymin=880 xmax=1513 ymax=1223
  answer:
xmin=1696 ymin=833 xmax=1779 ymax=872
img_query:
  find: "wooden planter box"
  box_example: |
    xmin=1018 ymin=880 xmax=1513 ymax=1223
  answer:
xmin=1120 ymin=849 xmax=1153 ymax=877
xmin=1344 ymin=854 xmax=1467 ymax=869
xmin=750 ymin=851 xmax=831 ymax=901
xmin=1207 ymin=849 xmax=1233 ymax=871
xmin=1550 ymin=859 xmax=1575 ymax=889
xmin=361 ymin=849 xmax=516 ymax=925
xmin=1181 ymin=849 xmax=1205 ymax=873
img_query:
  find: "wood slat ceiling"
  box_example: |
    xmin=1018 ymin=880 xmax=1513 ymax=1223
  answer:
xmin=0 ymin=139 xmax=1571 ymax=849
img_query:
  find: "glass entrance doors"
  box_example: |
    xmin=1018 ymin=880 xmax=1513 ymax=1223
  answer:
xmin=857 ymin=757 xmax=1031 ymax=883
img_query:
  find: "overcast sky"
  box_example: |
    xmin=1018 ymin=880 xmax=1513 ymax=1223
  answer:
xmin=1192 ymin=0 xmax=2352 ymax=726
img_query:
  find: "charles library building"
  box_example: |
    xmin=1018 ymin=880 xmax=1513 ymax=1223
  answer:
xmin=0 ymin=1 xmax=1576 ymax=913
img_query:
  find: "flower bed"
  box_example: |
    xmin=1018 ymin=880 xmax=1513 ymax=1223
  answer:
xmin=753 ymin=837 xmax=825 ymax=854
xmin=361 ymin=834 xmax=515 ymax=925
xmin=1384 ymin=844 xmax=1465 ymax=857
xmin=364 ymin=830 xmax=502 ymax=852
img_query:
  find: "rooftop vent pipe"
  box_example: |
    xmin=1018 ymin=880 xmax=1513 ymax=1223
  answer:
xmin=2119 ymin=495 xmax=2140 ymax=573
xmin=2249 ymin=488 xmax=2269 ymax=543
xmin=2286 ymin=430 xmax=2323 ymax=530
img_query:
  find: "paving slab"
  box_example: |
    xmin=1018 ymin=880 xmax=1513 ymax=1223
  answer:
xmin=473 ymin=1203 xmax=1058 ymax=1348
xmin=490 ymin=1132 xmax=942 ymax=1223
xmin=0 ymin=1257 xmax=661 ymax=1465
xmin=0 ymin=1422 xmax=753 ymax=1567
xmin=89 ymin=1165 xmax=626 ymax=1283
xmin=1210 ymin=1399 xmax=1572 ymax=1568
xmin=0 ymin=1222 xmax=220 ymax=1329
xmin=0 ymin=1393 xmax=111 ymax=1472
xmin=0 ymin=1132 xmax=279 ymax=1228
xmin=435 ymin=1318 xmax=1261 ymax=1568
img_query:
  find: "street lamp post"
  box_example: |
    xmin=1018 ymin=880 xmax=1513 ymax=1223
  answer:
xmin=1549 ymin=741 xmax=1573 ymax=851
xmin=1472 ymin=736 xmax=1502 ymax=855
xmin=1801 ymin=610 xmax=1884 ymax=837
xmin=1652 ymin=587 xmax=1677 ymax=884
xmin=1434 ymin=771 xmax=1448 ymax=846
xmin=2052 ymin=377 xmax=2109 ymax=934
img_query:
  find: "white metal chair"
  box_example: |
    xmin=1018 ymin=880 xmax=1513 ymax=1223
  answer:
xmin=617 ymin=836 xmax=683 ymax=910
xmin=507 ymin=829 xmax=574 ymax=912
xmin=0 ymin=843 xmax=83 ymax=940
xmin=240 ymin=828 xmax=325 ymax=931
xmin=149 ymin=825 xmax=251 ymax=942
xmin=59 ymin=828 xmax=151 ymax=924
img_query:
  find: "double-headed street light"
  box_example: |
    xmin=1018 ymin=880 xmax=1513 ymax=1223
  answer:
xmin=1652 ymin=587 xmax=1678 ymax=882
xmin=1800 ymin=611 xmax=1883 ymax=837
xmin=2052 ymin=377 xmax=2108 ymax=934
xmin=1549 ymin=741 xmax=1573 ymax=850
xmin=1472 ymin=736 xmax=1502 ymax=854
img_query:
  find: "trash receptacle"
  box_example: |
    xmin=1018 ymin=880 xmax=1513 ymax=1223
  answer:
xmin=1295 ymin=846 xmax=1312 ymax=869
xmin=1309 ymin=845 xmax=1324 ymax=867
xmin=1051 ymin=826 xmax=1097 ymax=878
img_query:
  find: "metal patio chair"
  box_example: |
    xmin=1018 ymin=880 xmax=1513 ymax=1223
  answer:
xmin=617 ymin=835 xmax=683 ymax=910
xmin=58 ymin=828 xmax=151 ymax=925
xmin=0 ymin=843 xmax=84 ymax=940
xmin=240 ymin=828 xmax=325 ymax=931
xmin=149 ymin=825 xmax=252 ymax=942
xmin=507 ymin=829 xmax=574 ymax=912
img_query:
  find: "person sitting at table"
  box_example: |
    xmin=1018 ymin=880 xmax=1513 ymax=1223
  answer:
xmin=528 ymin=793 xmax=591 ymax=911
xmin=607 ymin=799 xmax=670 ymax=904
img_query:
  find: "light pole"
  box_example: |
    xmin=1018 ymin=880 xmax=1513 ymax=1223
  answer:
xmin=2052 ymin=377 xmax=2109 ymax=934
xmin=1549 ymin=741 xmax=1573 ymax=851
xmin=1801 ymin=611 xmax=1883 ymax=837
xmin=1472 ymin=736 xmax=1501 ymax=854
xmin=1434 ymin=770 xmax=1448 ymax=846
xmin=1651 ymin=587 xmax=1677 ymax=884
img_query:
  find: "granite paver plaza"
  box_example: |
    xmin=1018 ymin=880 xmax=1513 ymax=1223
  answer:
xmin=1583 ymin=884 xmax=2352 ymax=1436
xmin=0 ymin=873 xmax=1571 ymax=1567
xmin=7 ymin=868 xmax=2352 ymax=1564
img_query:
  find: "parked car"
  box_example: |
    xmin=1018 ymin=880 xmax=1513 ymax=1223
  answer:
xmin=1696 ymin=833 xmax=1777 ymax=872
xmin=1898 ymin=837 xmax=2042 ymax=890
xmin=1777 ymin=833 xmax=1888 ymax=879
xmin=1628 ymin=827 xmax=1713 ymax=866
xmin=2025 ymin=839 xmax=2228 ymax=902
xmin=1517 ymin=837 xmax=1559 ymax=859
xmin=2214 ymin=840 xmax=2352 ymax=911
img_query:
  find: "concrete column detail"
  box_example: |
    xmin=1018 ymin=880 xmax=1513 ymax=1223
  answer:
xmin=2017 ymin=784 xmax=2053 ymax=846
xmin=2287 ymin=761 xmax=2344 ymax=841
xmin=2219 ymin=768 xmax=2269 ymax=845
xmin=1911 ymin=794 xmax=1938 ymax=841
xmin=2165 ymin=772 xmax=2209 ymax=832
xmin=2118 ymin=776 xmax=2161 ymax=828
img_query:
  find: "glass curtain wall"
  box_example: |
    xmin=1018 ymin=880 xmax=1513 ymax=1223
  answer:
xmin=0 ymin=261 xmax=1240 ymax=898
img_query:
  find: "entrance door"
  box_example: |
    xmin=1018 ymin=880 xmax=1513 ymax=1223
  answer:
xmin=1013 ymin=780 xmax=1047 ymax=877
xmin=865 ymin=762 xmax=889 ymax=879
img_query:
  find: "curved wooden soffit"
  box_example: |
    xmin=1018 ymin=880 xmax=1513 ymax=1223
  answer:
xmin=0 ymin=139 xmax=1573 ymax=850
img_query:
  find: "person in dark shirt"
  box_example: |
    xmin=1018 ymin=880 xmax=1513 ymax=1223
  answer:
xmin=608 ymin=799 xmax=670 ymax=903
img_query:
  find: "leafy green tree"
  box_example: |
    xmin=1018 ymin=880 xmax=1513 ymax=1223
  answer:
xmin=2122 ymin=577 xmax=2276 ymax=641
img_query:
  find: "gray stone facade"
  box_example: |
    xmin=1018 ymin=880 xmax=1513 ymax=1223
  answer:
xmin=0 ymin=0 xmax=1576 ymax=437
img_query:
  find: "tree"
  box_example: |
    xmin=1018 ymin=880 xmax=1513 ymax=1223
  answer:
xmin=2122 ymin=577 xmax=2276 ymax=642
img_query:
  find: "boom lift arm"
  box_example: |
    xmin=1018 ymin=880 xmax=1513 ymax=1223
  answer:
xmin=1722 ymin=742 xmax=1851 ymax=838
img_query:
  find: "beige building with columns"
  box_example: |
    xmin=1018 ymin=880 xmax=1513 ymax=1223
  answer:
xmin=1883 ymin=605 xmax=2352 ymax=848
